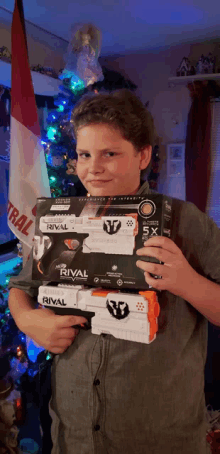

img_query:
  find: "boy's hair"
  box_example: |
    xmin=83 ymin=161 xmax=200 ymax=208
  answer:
xmin=71 ymin=89 xmax=155 ymax=177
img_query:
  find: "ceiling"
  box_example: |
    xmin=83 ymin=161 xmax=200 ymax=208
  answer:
xmin=0 ymin=0 xmax=220 ymax=56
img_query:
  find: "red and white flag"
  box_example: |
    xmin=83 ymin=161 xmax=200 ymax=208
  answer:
xmin=8 ymin=0 xmax=51 ymax=249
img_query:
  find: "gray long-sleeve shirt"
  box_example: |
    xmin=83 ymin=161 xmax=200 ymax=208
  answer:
xmin=8 ymin=181 xmax=219 ymax=453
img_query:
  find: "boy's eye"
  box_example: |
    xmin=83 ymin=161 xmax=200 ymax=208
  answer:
xmin=78 ymin=153 xmax=90 ymax=158
xmin=105 ymin=152 xmax=116 ymax=157
xmin=78 ymin=152 xmax=117 ymax=158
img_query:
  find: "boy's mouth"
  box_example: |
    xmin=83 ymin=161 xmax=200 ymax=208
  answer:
xmin=88 ymin=180 xmax=112 ymax=184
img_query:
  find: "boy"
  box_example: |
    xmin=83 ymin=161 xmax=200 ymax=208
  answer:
xmin=8 ymin=89 xmax=219 ymax=453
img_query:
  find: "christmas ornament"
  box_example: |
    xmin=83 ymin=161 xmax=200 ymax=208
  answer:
xmin=66 ymin=159 xmax=77 ymax=175
xmin=16 ymin=346 xmax=26 ymax=363
xmin=59 ymin=23 xmax=104 ymax=87
xmin=46 ymin=152 xmax=65 ymax=169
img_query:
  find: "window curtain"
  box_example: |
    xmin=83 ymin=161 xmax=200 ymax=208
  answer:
xmin=185 ymin=80 xmax=220 ymax=213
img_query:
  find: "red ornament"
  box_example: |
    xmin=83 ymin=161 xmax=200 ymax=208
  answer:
xmin=206 ymin=430 xmax=220 ymax=452
xmin=15 ymin=396 xmax=24 ymax=424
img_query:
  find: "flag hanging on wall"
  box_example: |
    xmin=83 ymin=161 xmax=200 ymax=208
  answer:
xmin=8 ymin=0 xmax=51 ymax=249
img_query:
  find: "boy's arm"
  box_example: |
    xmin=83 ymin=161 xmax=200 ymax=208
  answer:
xmin=8 ymin=248 xmax=43 ymax=299
xmin=177 ymin=273 xmax=220 ymax=327
xmin=8 ymin=248 xmax=44 ymax=329
xmin=137 ymin=236 xmax=220 ymax=326
xmin=8 ymin=288 xmax=37 ymax=330
xmin=8 ymin=249 xmax=88 ymax=353
xmin=136 ymin=204 xmax=220 ymax=326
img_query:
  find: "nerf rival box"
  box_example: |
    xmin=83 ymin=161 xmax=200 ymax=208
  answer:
xmin=32 ymin=194 xmax=172 ymax=290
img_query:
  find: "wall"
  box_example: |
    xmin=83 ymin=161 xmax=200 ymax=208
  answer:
xmin=0 ymin=8 xmax=67 ymax=72
xmin=100 ymin=38 xmax=220 ymax=197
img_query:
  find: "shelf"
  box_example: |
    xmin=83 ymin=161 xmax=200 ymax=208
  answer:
xmin=168 ymin=73 xmax=220 ymax=86
xmin=0 ymin=59 xmax=61 ymax=96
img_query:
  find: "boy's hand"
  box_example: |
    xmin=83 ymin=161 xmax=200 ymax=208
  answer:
xmin=136 ymin=236 xmax=198 ymax=297
xmin=18 ymin=307 xmax=88 ymax=354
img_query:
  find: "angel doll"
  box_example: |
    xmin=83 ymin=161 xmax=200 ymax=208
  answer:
xmin=59 ymin=23 xmax=104 ymax=87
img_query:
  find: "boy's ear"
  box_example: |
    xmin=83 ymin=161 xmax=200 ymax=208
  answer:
xmin=139 ymin=146 xmax=152 ymax=170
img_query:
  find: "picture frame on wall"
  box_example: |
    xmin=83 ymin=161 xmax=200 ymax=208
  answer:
xmin=167 ymin=143 xmax=185 ymax=177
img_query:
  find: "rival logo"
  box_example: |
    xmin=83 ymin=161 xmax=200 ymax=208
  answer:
xmin=55 ymin=263 xmax=67 ymax=270
xmin=43 ymin=296 xmax=67 ymax=306
xmin=60 ymin=268 xmax=88 ymax=279
xmin=107 ymin=299 xmax=130 ymax=319
xmin=46 ymin=224 xmax=68 ymax=231
xmin=103 ymin=219 xmax=121 ymax=235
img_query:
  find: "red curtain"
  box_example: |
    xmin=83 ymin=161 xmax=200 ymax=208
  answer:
xmin=185 ymin=80 xmax=220 ymax=213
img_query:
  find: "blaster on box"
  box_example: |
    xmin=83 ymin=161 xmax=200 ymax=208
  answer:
xmin=38 ymin=284 xmax=160 ymax=344
xmin=36 ymin=214 xmax=138 ymax=276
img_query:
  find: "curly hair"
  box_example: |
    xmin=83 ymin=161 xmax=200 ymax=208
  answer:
xmin=71 ymin=89 xmax=155 ymax=177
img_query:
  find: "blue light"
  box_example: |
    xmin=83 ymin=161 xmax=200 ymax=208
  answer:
xmin=47 ymin=127 xmax=57 ymax=141
xmin=49 ymin=176 xmax=57 ymax=184
xmin=47 ymin=111 xmax=59 ymax=123
xmin=19 ymin=438 xmax=39 ymax=454
xmin=0 ymin=257 xmax=22 ymax=274
xmin=57 ymin=105 xmax=64 ymax=112
xmin=46 ymin=153 xmax=53 ymax=166
xmin=70 ymin=79 xmax=85 ymax=93
xmin=26 ymin=337 xmax=45 ymax=363
xmin=0 ymin=257 xmax=22 ymax=287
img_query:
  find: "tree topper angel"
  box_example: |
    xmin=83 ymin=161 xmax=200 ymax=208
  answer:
xmin=59 ymin=23 xmax=104 ymax=87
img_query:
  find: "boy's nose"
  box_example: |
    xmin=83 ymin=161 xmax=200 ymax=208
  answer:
xmin=89 ymin=159 xmax=104 ymax=173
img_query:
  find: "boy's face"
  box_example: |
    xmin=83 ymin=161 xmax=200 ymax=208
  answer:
xmin=76 ymin=123 xmax=152 ymax=197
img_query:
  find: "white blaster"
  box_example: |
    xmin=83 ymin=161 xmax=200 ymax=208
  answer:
xmin=38 ymin=284 xmax=160 ymax=344
xmin=39 ymin=214 xmax=138 ymax=255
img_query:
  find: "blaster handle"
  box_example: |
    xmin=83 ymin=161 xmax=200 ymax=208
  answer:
xmin=40 ymin=304 xmax=95 ymax=330
xmin=37 ymin=235 xmax=88 ymax=276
